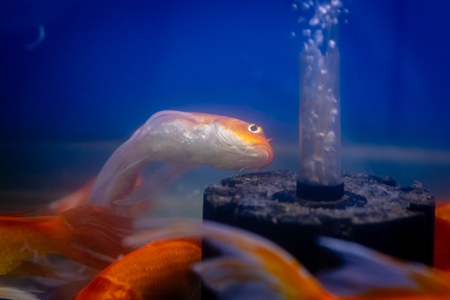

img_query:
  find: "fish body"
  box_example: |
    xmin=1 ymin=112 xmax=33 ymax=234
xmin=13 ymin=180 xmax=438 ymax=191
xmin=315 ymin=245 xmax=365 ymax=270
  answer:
xmin=0 ymin=205 xmax=132 ymax=276
xmin=88 ymin=110 xmax=273 ymax=213
xmin=74 ymin=237 xmax=201 ymax=300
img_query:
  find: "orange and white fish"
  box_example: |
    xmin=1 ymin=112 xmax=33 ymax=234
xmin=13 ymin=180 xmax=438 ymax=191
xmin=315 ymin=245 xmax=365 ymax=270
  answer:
xmin=74 ymin=236 xmax=201 ymax=300
xmin=125 ymin=219 xmax=450 ymax=300
xmin=0 ymin=205 xmax=133 ymax=277
xmin=88 ymin=110 xmax=274 ymax=215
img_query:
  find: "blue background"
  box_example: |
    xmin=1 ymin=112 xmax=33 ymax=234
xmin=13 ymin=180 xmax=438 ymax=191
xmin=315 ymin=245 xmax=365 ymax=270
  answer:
xmin=1 ymin=0 xmax=449 ymax=146
xmin=1 ymin=0 xmax=450 ymax=203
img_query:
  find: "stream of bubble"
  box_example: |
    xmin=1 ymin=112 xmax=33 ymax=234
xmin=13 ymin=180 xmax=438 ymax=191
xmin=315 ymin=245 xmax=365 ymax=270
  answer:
xmin=295 ymin=0 xmax=344 ymax=186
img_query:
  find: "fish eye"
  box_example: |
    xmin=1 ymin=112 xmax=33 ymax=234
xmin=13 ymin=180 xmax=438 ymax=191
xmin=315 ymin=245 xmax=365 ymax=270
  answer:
xmin=248 ymin=124 xmax=262 ymax=133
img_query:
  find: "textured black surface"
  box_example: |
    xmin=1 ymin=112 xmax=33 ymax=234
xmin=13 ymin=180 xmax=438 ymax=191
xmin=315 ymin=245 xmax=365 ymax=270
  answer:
xmin=203 ymin=170 xmax=435 ymax=274
xmin=296 ymin=180 xmax=345 ymax=201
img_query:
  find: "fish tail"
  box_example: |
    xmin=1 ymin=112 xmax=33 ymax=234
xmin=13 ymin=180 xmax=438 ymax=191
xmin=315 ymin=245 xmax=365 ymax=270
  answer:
xmin=0 ymin=286 xmax=39 ymax=300
xmin=57 ymin=205 xmax=134 ymax=270
xmin=317 ymin=237 xmax=450 ymax=298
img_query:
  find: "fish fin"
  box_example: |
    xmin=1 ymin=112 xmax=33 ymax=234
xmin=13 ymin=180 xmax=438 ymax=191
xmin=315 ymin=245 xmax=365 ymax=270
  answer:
xmin=7 ymin=257 xmax=91 ymax=282
xmin=8 ymin=260 xmax=63 ymax=278
xmin=193 ymin=257 xmax=283 ymax=300
xmin=434 ymin=216 xmax=450 ymax=270
xmin=317 ymin=237 xmax=450 ymax=297
xmin=0 ymin=208 xmax=37 ymax=217
xmin=39 ymin=179 xmax=95 ymax=215
xmin=435 ymin=202 xmax=450 ymax=270
xmin=58 ymin=205 xmax=134 ymax=270
xmin=88 ymin=150 xmax=146 ymax=208
xmin=112 ymin=162 xmax=194 ymax=217
xmin=0 ymin=286 xmax=40 ymax=300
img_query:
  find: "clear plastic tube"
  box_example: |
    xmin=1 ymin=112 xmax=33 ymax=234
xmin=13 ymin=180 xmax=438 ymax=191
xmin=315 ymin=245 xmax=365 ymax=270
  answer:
xmin=299 ymin=38 xmax=341 ymax=186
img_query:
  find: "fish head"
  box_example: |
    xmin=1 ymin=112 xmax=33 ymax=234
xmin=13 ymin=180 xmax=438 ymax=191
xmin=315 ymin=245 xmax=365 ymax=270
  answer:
xmin=211 ymin=117 xmax=274 ymax=170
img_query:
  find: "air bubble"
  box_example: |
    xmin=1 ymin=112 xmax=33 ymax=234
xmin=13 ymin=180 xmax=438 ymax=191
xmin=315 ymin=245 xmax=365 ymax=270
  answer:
xmin=309 ymin=17 xmax=319 ymax=26
xmin=319 ymin=6 xmax=327 ymax=15
xmin=331 ymin=0 xmax=342 ymax=7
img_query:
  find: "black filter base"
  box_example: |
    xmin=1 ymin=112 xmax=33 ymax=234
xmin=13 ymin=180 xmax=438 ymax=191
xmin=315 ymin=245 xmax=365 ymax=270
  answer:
xmin=202 ymin=170 xmax=435 ymax=273
xmin=296 ymin=180 xmax=344 ymax=201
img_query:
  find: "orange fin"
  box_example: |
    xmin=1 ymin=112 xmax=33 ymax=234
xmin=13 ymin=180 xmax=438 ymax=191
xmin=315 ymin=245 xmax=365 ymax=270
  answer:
xmin=8 ymin=258 xmax=90 ymax=282
xmin=58 ymin=205 xmax=135 ymax=270
xmin=39 ymin=179 xmax=95 ymax=215
xmin=112 ymin=162 xmax=194 ymax=217
xmin=0 ymin=208 xmax=38 ymax=217
xmin=8 ymin=260 xmax=60 ymax=278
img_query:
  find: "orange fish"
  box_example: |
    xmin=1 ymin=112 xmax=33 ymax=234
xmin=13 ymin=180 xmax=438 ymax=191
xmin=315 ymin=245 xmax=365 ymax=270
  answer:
xmin=88 ymin=110 xmax=273 ymax=215
xmin=0 ymin=205 xmax=133 ymax=277
xmin=125 ymin=219 xmax=450 ymax=300
xmin=74 ymin=236 xmax=201 ymax=300
xmin=434 ymin=201 xmax=450 ymax=272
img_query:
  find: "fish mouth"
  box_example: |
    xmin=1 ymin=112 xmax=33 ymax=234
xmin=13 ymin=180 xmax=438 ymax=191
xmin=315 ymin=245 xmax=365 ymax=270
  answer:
xmin=251 ymin=144 xmax=274 ymax=168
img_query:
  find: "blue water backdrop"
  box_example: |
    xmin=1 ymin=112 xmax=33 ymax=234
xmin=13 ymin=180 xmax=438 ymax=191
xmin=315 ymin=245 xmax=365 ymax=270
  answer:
xmin=1 ymin=0 xmax=449 ymax=207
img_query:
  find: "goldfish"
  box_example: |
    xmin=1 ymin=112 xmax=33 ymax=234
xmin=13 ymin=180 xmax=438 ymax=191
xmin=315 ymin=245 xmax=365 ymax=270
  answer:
xmin=74 ymin=236 xmax=201 ymax=300
xmin=0 ymin=205 xmax=133 ymax=277
xmin=434 ymin=201 xmax=450 ymax=272
xmin=125 ymin=219 xmax=450 ymax=300
xmin=88 ymin=110 xmax=274 ymax=214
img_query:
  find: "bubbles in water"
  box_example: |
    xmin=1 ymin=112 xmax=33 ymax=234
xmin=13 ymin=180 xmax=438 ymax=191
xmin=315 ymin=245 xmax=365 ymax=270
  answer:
xmin=328 ymin=39 xmax=336 ymax=48
xmin=309 ymin=17 xmax=320 ymax=26
xmin=331 ymin=0 xmax=342 ymax=7
xmin=314 ymin=30 xmax=324 ymax=46
xmin=291 ymin=0 xmax=346 ymax=48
